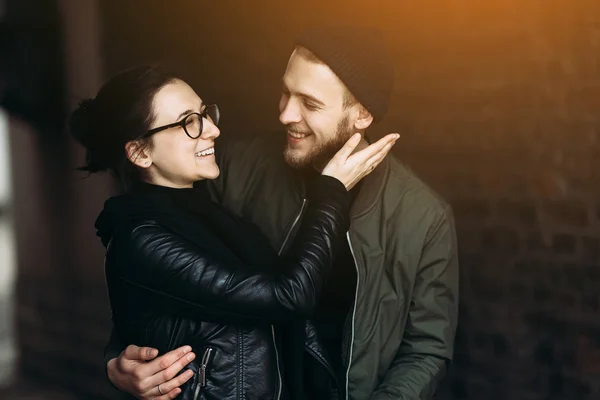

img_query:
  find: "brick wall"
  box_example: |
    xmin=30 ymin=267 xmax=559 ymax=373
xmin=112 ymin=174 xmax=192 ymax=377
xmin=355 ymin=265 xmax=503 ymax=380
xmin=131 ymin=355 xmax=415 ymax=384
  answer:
xmin=14 ymin=0 xmax=598 ymax=398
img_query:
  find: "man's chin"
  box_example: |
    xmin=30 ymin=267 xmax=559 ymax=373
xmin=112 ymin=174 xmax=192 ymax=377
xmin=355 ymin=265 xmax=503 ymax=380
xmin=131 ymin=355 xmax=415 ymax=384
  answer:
xmin=283 ymin=148 xmax=312 ymax=169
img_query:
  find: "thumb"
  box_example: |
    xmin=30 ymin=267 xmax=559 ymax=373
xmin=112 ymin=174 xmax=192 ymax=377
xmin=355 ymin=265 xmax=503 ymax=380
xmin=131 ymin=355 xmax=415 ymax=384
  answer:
xmin=123 ymin=345 xmax=159 ymax=362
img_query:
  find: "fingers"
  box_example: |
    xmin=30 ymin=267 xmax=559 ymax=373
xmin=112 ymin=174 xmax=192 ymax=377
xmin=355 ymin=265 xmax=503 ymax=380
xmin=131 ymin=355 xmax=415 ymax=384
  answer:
xmin=110 ymin=345 xmax=195 ymax=399
xmin=369 ymin=138 xmax=396 ymax=164
xmin=381 ymin=133 xmax=401 ymax=143
xmin=133 ymin=348 xmax=195 ymax=395
xmin=333 ymin=133 xmax=362 ymax=161
xmin=153 ymin=387 xmax=182 ymax=399
xmin=364 ymin=133 xmax=399 ymax=159
xmin=142 ymin=381 xmax=185 ymax=400
xmin=149 ymin=368 xmax=194 ymax=398
xmin=355 ymin=133 xmax=400 ymax=160
xmin=365 ymin=141 xmax=394 ymax=172
xmin=351 ymin=134 xmax=399 ymax=169
xmin=120 ymin=345 xmax=194 ymax=397
xmin=143 ymin=346 xmax=194 ymax=376
xmin=115 ymin=345 xmax=160 ymax=390
xmin=153 ymin=352 xmax=196 ymax=387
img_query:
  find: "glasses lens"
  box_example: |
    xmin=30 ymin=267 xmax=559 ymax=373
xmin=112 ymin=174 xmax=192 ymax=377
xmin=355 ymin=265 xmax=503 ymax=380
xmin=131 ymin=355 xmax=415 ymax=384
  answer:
xmin=206 ymin=104 xmax=220 ymax=126
xmin=184 ymin=113 xmax=202 ymax=139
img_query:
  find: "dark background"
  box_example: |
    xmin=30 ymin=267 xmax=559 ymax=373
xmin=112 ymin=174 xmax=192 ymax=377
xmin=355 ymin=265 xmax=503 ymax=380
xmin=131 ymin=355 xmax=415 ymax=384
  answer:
xmin=2 ymin=0 xmax=599 ymax=399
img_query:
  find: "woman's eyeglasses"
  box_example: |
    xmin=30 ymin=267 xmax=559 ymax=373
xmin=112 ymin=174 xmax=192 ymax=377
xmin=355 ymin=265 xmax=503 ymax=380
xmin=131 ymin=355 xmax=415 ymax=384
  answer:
xmin=145 ymin=104 xmax=220 ymax=139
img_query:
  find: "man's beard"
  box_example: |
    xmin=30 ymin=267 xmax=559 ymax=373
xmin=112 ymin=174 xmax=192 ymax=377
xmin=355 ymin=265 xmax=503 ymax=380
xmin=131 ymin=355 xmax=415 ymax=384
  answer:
xmin=283 ymin=114 xmax=354 ymax=169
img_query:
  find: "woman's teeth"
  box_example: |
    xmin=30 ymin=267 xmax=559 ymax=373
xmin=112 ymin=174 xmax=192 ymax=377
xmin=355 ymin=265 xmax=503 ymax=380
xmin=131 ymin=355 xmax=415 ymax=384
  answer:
xmin=195 ymin=147 xmax=214 ymax=157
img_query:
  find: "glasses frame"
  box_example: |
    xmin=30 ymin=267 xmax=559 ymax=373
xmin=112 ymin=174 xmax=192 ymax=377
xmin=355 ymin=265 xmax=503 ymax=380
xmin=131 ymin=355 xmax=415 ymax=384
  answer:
xmin=144 ymin=104 xmax=219 ymax=139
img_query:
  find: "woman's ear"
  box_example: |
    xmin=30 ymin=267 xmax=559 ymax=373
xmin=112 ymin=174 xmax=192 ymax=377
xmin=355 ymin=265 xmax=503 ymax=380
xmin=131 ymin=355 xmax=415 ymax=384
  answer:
xmin=125 ymin=140 xmax=152 ymax=168
xmin=354 ymin=106 xmax=374 ymax=131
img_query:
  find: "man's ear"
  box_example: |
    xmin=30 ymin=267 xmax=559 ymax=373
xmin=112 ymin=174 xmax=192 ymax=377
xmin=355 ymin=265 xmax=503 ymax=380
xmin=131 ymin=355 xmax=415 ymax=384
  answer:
xmin=125 ymin=140 xmax=152 ymax=168
xmin=354 ymin=106 xmax=374 ymax=131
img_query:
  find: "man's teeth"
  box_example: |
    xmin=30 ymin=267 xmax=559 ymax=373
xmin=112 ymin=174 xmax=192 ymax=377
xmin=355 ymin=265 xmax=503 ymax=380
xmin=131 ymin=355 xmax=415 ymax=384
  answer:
xmin=288 ymin=131 xmax=309 ymax=139
xmin=195 ymin=147 xmax=214 ymax=157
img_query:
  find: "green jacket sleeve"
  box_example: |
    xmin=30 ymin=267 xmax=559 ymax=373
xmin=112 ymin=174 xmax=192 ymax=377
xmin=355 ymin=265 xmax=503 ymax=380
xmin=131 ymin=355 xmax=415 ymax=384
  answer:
xmin=371 ymin=204 xmax=459 ymax=400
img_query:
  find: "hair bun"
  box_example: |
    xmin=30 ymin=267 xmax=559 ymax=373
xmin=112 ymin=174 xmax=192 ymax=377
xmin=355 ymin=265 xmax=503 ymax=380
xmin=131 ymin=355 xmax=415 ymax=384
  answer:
xmin=69 ymin=97 xmax=109 ymax=173
xmin=69 ymin=98 xmax=97 ymax=147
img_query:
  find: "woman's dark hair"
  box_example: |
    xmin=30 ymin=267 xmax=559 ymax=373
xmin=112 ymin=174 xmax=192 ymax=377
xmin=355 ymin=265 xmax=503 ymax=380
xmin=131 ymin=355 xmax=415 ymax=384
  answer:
xmin=69 ymin=65 xmax=181 ymax=190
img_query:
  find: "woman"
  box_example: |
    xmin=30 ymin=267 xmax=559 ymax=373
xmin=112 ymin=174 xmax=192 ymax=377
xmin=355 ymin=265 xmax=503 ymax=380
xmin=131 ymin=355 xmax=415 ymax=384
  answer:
xmin=70 ymin=65 xmax=397 ymax=400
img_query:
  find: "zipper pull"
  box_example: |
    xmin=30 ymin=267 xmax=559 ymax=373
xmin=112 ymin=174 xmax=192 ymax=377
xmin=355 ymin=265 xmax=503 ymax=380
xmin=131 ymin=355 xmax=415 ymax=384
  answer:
xmin=200 ymin=365 xmax=207 ymax=387
xmin=199 ymin=347 xmax=213 ymax=387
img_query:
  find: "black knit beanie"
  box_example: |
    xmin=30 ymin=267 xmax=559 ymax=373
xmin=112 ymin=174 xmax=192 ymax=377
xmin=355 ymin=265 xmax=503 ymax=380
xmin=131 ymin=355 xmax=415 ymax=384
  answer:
xmin=295 ymin=25 xmax=394 ymax=122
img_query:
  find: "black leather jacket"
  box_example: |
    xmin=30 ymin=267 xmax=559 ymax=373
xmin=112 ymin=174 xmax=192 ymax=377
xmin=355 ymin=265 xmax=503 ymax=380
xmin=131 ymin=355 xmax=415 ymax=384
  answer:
xmin=99 ymin=176 xmax=350 ymax=400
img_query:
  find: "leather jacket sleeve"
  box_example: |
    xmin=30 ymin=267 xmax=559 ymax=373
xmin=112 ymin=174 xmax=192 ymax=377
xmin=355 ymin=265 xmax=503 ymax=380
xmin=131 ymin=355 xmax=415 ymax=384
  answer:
xmin=111 ymin=175 xmax=350 ymax=323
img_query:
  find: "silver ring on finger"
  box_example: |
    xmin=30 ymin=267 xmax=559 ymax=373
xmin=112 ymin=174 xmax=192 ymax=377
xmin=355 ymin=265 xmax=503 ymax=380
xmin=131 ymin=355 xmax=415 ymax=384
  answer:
xmin=158 ymin=384 xmax=165 ymax=395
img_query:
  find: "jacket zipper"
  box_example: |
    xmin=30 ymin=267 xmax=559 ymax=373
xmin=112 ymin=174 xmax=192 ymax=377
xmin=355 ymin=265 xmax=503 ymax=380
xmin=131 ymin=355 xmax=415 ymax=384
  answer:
xmin=238 ymin=328 xmax=244 ymax=399
xmin=193 ymin=347 xmax=213 ymax=400
xmin=270 ymin=326 xmax=282 ymax=400
xmin=280 ymin=194 xmax=343 ymax=396
xmin=278 ymin=199 xmax=308 ymax=256
xmin=344 ymin=232 xmax=360 ymax=400
xmin=281 ymin=198 xmax=343 ymax=397
xmin=273 ymin=199 xmax=307 ymax=400
xmin=103 ymin=239 xmax=114 ymax=297
xmin=305 ymin=345 xmax=343 ymax=396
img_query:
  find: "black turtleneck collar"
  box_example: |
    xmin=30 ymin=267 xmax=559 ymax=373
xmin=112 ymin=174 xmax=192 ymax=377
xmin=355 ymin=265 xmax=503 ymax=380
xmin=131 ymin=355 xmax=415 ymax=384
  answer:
xmin=95 ymin=180 xmax=213 ymax=247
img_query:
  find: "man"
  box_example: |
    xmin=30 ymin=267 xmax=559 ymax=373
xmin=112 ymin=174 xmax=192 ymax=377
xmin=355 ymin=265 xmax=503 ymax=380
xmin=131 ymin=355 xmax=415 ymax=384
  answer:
xmin=105 ymin=25 xmax=459 ymax=399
